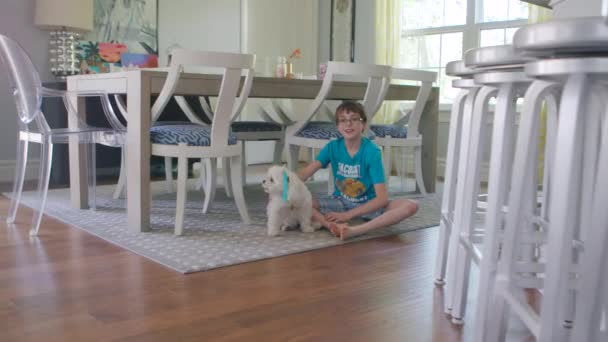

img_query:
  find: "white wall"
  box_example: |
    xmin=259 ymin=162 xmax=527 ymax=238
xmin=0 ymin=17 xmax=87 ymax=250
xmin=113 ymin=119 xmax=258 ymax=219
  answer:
xmin=0 ymin=0 xmax=51 ymax=180
xmin=158 ymin=0 xmax=241 ymax=66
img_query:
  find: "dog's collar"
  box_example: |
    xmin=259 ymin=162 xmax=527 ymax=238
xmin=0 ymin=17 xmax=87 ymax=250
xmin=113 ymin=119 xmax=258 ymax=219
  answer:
xmin=282 ymin=170 xmax=289 ymax=202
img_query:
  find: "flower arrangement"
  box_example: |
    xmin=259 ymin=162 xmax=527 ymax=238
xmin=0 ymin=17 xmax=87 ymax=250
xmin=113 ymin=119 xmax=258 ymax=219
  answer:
xmin=288 ymin=48 xmax=301 ymax=62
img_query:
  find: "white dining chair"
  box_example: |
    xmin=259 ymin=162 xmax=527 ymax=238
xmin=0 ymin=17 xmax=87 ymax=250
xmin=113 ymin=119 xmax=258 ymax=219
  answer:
xmin=369 ymin=67 xmax=437 ymax=195
xmin=285 ymin=61 xmax=391 ymax=188
xmin=148 ymin=49 xmax=254 ymax=235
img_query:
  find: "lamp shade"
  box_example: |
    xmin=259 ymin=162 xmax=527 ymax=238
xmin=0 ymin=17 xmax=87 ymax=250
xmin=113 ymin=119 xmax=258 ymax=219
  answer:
xmin=34 ymin=0 xmax=93 ymax=32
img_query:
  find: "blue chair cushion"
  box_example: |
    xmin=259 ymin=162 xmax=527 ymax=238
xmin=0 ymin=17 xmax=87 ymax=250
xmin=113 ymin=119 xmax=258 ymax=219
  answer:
xmin=231 ymin=121 xmax=282 ymax=132
xmin=295 ymin=121 xmax=341 ymax=140
xmin=150 ymin=124 xmax=238 ymax=146
xmin=370 ymin=124 xmax=408 ymax=138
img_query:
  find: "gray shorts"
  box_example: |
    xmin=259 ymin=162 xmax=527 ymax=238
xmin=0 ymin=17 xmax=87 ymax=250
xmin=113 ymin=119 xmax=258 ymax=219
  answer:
xmin=316 ymin=194 xmax=385 ymax=221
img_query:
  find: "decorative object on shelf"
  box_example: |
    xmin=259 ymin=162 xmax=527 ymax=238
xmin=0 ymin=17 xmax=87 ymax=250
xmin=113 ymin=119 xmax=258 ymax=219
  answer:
xmin=330 ymin=0 xmax=355 ymax=62
xmin=86 ymin=0 xmax=158 ymax=55
xmin=34 ymin=0 xmax=94 ymax=79
xmin=275 ymin=56 xmax=287 ymax=78
xmin=285 ymin=48 xmax=301 ymax=79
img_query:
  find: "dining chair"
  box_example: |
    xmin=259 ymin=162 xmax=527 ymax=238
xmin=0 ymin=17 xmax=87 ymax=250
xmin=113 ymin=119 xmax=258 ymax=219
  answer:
xmin=192 ymin=97 xmax=286 ymax=186
xmin=149 ymin=48 xmax=253 ymax=235
xmin=369 ymin=67 xmax=437 ymax=195
xmin=284 ymin=61 xmax=391 ymax=190
xmin=0 ymin=34 xmax=125 ymax=236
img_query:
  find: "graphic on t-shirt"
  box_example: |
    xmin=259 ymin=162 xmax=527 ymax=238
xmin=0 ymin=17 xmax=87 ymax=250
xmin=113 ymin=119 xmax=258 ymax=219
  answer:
xmin=336 ymin=178 xmax=366 ymax=198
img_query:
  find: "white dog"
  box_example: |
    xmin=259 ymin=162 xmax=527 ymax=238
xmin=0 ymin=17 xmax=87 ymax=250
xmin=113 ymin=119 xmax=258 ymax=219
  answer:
xmin=262 ymin=165 xmax=321 ymax=236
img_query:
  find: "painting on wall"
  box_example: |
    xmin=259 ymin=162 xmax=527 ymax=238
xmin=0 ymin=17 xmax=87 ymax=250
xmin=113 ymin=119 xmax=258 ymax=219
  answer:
xmin=330 ymin=0 xmax=355 ymax=62
xmin=86 ymin=0 xmax=158 ymax=55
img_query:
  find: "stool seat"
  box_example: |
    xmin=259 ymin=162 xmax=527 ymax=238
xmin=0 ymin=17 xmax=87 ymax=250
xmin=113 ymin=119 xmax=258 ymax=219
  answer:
xmin=525 ymin=57 xmax=608 ymax=78
xmin=464 ymin=45 xmax=531 ymax=69
xmin=446 ymin=60 xmax=476 ymax=77
xmin=513 ymin=17 xmax=608 ymax=58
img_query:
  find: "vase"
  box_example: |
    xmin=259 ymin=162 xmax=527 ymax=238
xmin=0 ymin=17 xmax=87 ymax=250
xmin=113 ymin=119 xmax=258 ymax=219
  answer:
xmin=285 ymin=62 xmax=294 ymax=79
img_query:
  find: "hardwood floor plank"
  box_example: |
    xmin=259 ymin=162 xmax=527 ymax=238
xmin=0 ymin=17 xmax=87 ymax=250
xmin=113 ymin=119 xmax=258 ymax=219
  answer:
xmin=0 ymin=195 xmax=533 ymax=341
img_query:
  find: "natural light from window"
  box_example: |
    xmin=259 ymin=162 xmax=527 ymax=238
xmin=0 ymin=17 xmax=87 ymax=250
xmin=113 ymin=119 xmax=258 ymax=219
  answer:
xmin=400 ymin=0 xmax=529 ymax=103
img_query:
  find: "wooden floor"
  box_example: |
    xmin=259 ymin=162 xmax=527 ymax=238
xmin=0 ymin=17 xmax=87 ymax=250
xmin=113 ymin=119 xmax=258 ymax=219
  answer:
xmin=0 ymin=194 xmax=533 ymax=341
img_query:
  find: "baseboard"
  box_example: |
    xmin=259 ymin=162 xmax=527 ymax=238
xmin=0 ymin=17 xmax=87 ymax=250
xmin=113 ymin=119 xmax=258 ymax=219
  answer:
xmin=387 ymin=154 xmax=489 ymax=184
xmin=0 ymin=159 xmax=40 ymax=183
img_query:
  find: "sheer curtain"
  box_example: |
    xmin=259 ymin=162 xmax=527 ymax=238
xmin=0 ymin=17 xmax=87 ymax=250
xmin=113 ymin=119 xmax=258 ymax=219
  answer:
xmin=528 ymin=4 xmax=552 ymax=179
xmin=374 ymin=0 xmax=403 ymax=124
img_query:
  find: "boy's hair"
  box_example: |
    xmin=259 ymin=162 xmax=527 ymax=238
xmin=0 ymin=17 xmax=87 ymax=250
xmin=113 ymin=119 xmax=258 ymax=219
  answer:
xmin=335 ymin=101 xmax=367 ymax=124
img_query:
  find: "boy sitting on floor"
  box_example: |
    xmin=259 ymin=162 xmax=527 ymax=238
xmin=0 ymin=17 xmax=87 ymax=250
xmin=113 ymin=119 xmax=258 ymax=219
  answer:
xmin=298 ymin=101 xmax=419 ymax=240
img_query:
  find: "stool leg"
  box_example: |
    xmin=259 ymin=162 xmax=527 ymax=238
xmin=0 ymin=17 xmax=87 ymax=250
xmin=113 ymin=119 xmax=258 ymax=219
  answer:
xmin=473 ymin=82 xmax=519 ymax=341
xmin=450 ymin=85 xmax=498 ymax=324
xmin=571 ymin=87 xmax=608 ymax=342
xmin=435 ymin=90 xmax=468 ymax=286
xmin=539 ymin=74 xmax=589 ymax=342
xmin=444 ymin=87 xmax=480 ymax=313
xmin=486 ymin=80 xmax=559 ymax=341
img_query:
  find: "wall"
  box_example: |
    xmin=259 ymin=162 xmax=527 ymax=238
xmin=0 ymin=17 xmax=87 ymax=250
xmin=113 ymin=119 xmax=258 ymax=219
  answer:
xmin=158 ymin=0 xmax=241 ymax=66
xmin=0 ymin=0 xmax=51 ymax=180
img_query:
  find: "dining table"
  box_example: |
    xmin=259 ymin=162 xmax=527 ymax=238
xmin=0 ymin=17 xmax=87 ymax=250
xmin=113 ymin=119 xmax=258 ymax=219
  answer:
xmin=67 ymin=70 xmax=439 ymax=233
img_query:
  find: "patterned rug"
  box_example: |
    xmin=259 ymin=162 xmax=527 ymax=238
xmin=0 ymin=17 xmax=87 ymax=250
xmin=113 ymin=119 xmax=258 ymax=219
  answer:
xmin=10 ymin=178 xmax=440 ymax=273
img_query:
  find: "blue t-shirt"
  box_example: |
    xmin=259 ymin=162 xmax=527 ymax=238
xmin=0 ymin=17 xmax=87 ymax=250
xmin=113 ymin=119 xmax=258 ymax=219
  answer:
xmin=316 ymin=137 xmax=385 ymax=204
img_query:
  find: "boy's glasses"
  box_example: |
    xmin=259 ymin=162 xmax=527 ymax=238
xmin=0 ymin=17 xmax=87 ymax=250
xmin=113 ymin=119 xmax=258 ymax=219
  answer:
xmin=337 ymin=118 xmax=364 ymax=125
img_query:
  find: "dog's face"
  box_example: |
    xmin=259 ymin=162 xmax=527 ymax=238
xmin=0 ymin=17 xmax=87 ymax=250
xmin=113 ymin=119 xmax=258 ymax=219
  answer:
xmin=262 ymin=165 xmax=286 ymax=197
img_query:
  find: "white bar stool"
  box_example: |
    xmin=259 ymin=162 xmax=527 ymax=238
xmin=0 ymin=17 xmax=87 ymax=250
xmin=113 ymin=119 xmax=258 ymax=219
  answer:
xmin=445 ymin=45 xmax=540 ymax=327
xmin=485 ymin=17 xmax=608 ymax=342
xmin=434 ymin=60 xmax=479 ymax=289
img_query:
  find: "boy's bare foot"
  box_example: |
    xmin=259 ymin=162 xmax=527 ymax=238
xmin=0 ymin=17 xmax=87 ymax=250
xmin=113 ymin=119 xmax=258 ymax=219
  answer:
xmin=328 ymin=222 xmax=352 ymax=241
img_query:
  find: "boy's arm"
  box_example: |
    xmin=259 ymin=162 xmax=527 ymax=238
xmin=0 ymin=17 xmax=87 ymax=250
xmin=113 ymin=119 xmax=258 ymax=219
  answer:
xmin=326 ymin=183 xmax=389 ymax=222
xmin=298 ymin=160 xmax=323 ymax=181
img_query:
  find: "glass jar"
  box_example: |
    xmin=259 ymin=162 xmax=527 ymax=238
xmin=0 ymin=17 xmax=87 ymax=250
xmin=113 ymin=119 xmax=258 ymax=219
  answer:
xmin=275 ymin=56 xmax=286 ymax=78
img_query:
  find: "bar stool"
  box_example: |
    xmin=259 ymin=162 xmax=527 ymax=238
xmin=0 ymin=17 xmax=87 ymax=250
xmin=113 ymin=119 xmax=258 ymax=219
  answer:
xmin=434 ymin=60 xmax=479 ymax=290
xmin=484 ymin=17 xmax=608 ymax=342
xmin=444 ymin=45 xmax=546 ymax=327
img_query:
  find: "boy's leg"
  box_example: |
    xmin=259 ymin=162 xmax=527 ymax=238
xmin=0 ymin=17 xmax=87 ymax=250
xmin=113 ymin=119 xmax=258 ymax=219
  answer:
xmin=312 ymin=197 xmax=331 ymax=228
xmin=328 ymin=199 xmax=419 ymax=240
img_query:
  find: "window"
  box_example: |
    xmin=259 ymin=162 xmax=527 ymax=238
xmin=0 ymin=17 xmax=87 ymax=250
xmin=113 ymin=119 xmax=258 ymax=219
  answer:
xmin=400 ymin=0 xmax=528 ymax=103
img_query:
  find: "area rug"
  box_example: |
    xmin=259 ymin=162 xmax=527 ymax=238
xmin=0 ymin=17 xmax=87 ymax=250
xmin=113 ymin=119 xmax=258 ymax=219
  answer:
xmin=9 ymin=178 xmax=440 ymax=274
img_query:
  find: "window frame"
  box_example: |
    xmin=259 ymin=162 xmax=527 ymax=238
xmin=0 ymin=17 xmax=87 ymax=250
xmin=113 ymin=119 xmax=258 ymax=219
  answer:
xmin=400 ymin=0 xmax=529 ymax=103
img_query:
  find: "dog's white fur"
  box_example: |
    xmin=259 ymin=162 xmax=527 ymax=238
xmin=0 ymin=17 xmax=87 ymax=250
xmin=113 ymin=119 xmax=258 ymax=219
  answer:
xmin=262 ymin=165 xmax=320 ymax=236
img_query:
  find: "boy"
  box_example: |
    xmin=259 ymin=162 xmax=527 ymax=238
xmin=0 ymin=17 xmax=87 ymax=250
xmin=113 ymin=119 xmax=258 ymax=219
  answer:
xmin=298 ymin=101 xmax=419 ymax=240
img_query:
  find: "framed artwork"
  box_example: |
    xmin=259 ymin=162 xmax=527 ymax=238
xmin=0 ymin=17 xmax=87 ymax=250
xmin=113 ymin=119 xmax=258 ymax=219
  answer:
xmin=86 ymin=0 xmax=158 ymax=55
xmin=330 ymin=0 xmax=355 ymax=62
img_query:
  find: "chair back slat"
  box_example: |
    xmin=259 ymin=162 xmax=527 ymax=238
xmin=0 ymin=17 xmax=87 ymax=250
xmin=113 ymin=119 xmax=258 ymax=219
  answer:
xmin=151 ymin=48 xmax=255 ymax=148
xmin=391 ymin=67 xmax=437 ymax=137
xmin=288 ymin=61 xmax=391 ymax=136
xmin=0 ymin=35 xmax=45 ymax=128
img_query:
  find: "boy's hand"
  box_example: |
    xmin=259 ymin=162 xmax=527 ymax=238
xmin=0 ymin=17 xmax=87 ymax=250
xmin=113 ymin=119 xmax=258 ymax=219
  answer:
xmin=324 ymin=212 xmax=351 ymax=223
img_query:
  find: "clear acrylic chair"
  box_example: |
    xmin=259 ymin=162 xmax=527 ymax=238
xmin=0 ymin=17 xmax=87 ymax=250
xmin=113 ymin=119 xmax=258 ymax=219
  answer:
xmin=0 ymin=34 xmax=125 ymax=236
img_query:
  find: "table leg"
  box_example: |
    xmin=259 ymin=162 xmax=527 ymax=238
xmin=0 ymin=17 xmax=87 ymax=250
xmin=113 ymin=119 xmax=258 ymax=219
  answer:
xmin=127 ymin=71 xmax=151 ymax=232
xmin=67 ymin=79 xmax=89 ymax=208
